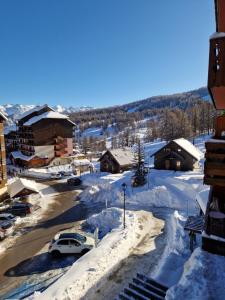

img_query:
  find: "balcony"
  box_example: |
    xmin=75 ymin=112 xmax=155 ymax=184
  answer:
xmin=208 ymin=34 xmax=225 ymax=109
xmin=204 ymin=139 xmax=225 ymax=186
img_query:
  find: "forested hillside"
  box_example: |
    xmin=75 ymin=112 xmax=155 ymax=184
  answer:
xmin=69 ymin=87 xmax=216 ymax=153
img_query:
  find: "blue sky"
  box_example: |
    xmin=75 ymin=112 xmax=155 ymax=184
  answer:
xmin=0 ymin=0 xmax=214 ymax=107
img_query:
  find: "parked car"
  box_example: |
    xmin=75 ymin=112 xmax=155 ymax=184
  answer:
xmin=7 ymin=203 xmax=32 ymax=217
xmin=50 ymin=173 xmax=62 ymax=179
xmin=0 ymin=227 xmax=6 ymax=240
xmin=0 ymin=213 xmax=17 ymax=223
xmin=67 ymin=177 xmax=82 ymax=186
xmin=0 ymin=220 xmax=13 ymax=230
xmin=48 ymin=232 xmax=95 ymax=256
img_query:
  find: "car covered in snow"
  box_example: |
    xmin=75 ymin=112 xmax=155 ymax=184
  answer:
xmin=0 ymin=213 xmax=17 ymax=223
xmin=67 ymin=177 xmax=82 ymax=186
xmin=48 ymin=232 xmax=95 ymax=256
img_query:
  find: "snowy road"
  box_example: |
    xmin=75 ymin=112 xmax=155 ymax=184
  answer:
xmin=0 ymin=180 xmax=104 ymax=299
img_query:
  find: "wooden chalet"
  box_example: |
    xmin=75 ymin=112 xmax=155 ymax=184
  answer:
xmin=152 ymin=138 xmax=201 ymax=171
xmin=99 ymin=148 xmax=135 ymax=173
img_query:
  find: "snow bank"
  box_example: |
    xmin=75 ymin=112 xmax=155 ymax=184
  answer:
xmin=85 ymin=207 xmax=133 ymax=237
xmin=152 ymin=211 xmax=190 ymax=287
xmin=31 ymin=209 xmax=153 ymax=300
xmin=166 ymin=248 xmax=225 ymax=300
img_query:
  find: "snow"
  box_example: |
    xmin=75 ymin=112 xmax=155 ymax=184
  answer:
xmin=166 ymin=247 xmax=225 ymax=300
xmin=210 ymin=32 xmax=225 ymax=39
xmin=19 ymin=105 xmax=50 ymax=120
xmin=173 ymin=138 xmax=202 ymax=160
xmin=11 ymin=151 xmax=36 ymax=161
xmin=206 ymin=138 xmax=225 ymax=144
xmin=23 ymin=111 xmax=74 ymax=126
xmin=8 ymin=177 xmax=39 ymax=198
xmin=31 ymin=209 xmax=155 ymax=300
xmin=13 ymin=133 xmax=221 ymax=299
xmin=196 ymin=187 xmax=209 ymax=214
xmin=4 ymin=124 xmax=17 ymax=135
xmin=82 ymin=127 xmax=103 ymax=138
xmin=104 ymin=148 xmax=135 ymax=166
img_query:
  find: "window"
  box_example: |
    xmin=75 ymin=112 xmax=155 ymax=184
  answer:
xmin=70 ymin=240 xmax=81 ymax=247
xmin=57 ymin=240 xmax=69 ymax=245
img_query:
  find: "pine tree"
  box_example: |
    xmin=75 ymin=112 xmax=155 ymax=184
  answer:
xmin=133 ymin=139 xmax=146 ymax=187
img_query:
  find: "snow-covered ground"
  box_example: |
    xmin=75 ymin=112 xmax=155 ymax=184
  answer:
xmin=4 ymin=134 xmax=222 ymax=299
xmin=27 ymin=135 xmax=216 ymax=299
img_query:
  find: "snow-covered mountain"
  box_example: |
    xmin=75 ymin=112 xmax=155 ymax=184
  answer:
xmin=0 ymin=104 xmax=93 ymax=126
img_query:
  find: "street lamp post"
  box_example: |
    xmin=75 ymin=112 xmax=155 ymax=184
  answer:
xmin=122 ymin=183 xmax=127 ymax=229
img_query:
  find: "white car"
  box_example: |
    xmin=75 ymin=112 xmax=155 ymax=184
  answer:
xmin=48 ymin=232 xmax=95 ymax=256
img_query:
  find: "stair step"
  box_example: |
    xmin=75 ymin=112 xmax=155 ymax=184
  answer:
xmin=133 ymin=278 xmax=166 ymax=297
xmin=129 ymin=283 xmax=164 ymax=300
xmin=124 ymin=287 xmax=149 ymax=300
xmin=118 ymin=292 xmax=132 ymax=300
xmin=136 ymin=274 xmax=168 ymax=292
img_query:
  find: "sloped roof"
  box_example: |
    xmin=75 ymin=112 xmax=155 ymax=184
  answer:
xmin=0 ymin=110 xmax=8 ymax=121
xmin=173 ymin=138 xmax=202 ymax=160
xmin=102 ymin=148 xmax=135 ymax=166
xmin=151 ymin=138 xmax=202 ymax=161
xmin=11 ymin=151 xmax=36 ymax=161
xmin=23 ymin=111 xmax=75 ymax=126
xmin=18 ymin=105 xmax=52 ymax=121
xmin=8 ymin=178 xmax=39 ymax=198
xmin=4 ymin=124 xmax=17 ymax=135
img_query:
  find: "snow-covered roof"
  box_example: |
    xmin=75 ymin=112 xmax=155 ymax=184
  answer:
xmin=11 ymin=151 xmax=36 ymax=161
xmin=196 ymin=188 xmax=209 ymax=214
xmin=206 ymin=138 xmax=225 ymax=144
xmin=173 ymin=138 xmax=202 ymax=161
xmin=210 ymin=32 xmax=225 ymax=40
xmin=18 ymin=105 xmax=51 ymax=120
xmin=0 ymin=110 xmax=8 ymax=121
xmin=8 ymin=178 xmax=39 ymax=198
xmin=151 ymin=138 xmax=202 ymax=161
xmin=4 ymin=124 xmax=17 ymax=135
xmin=23 ymin=111 xmax=75 ymax=126
xmin=73 ymin=159 xmax=91 ymax=166
xmin=103 ymin=148 xmax=134 ymax=166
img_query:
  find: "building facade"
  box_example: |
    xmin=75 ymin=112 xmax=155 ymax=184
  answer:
xmin=0 ymin=112 xmax=8 ymax=198
xmin=99 ymin=148 xmax=135 ymax=173
xmin=152 ymin=138 xmax=201 ymax=171
xmin=10 ymin=105 xmax=75 ymax=168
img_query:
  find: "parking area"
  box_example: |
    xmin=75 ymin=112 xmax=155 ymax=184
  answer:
xmin=0 ymin=178 xmax=96 ymax=298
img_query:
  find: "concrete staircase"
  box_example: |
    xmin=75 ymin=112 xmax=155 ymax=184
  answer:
xmin=116 ymin=273 xmax=168 ymax=300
